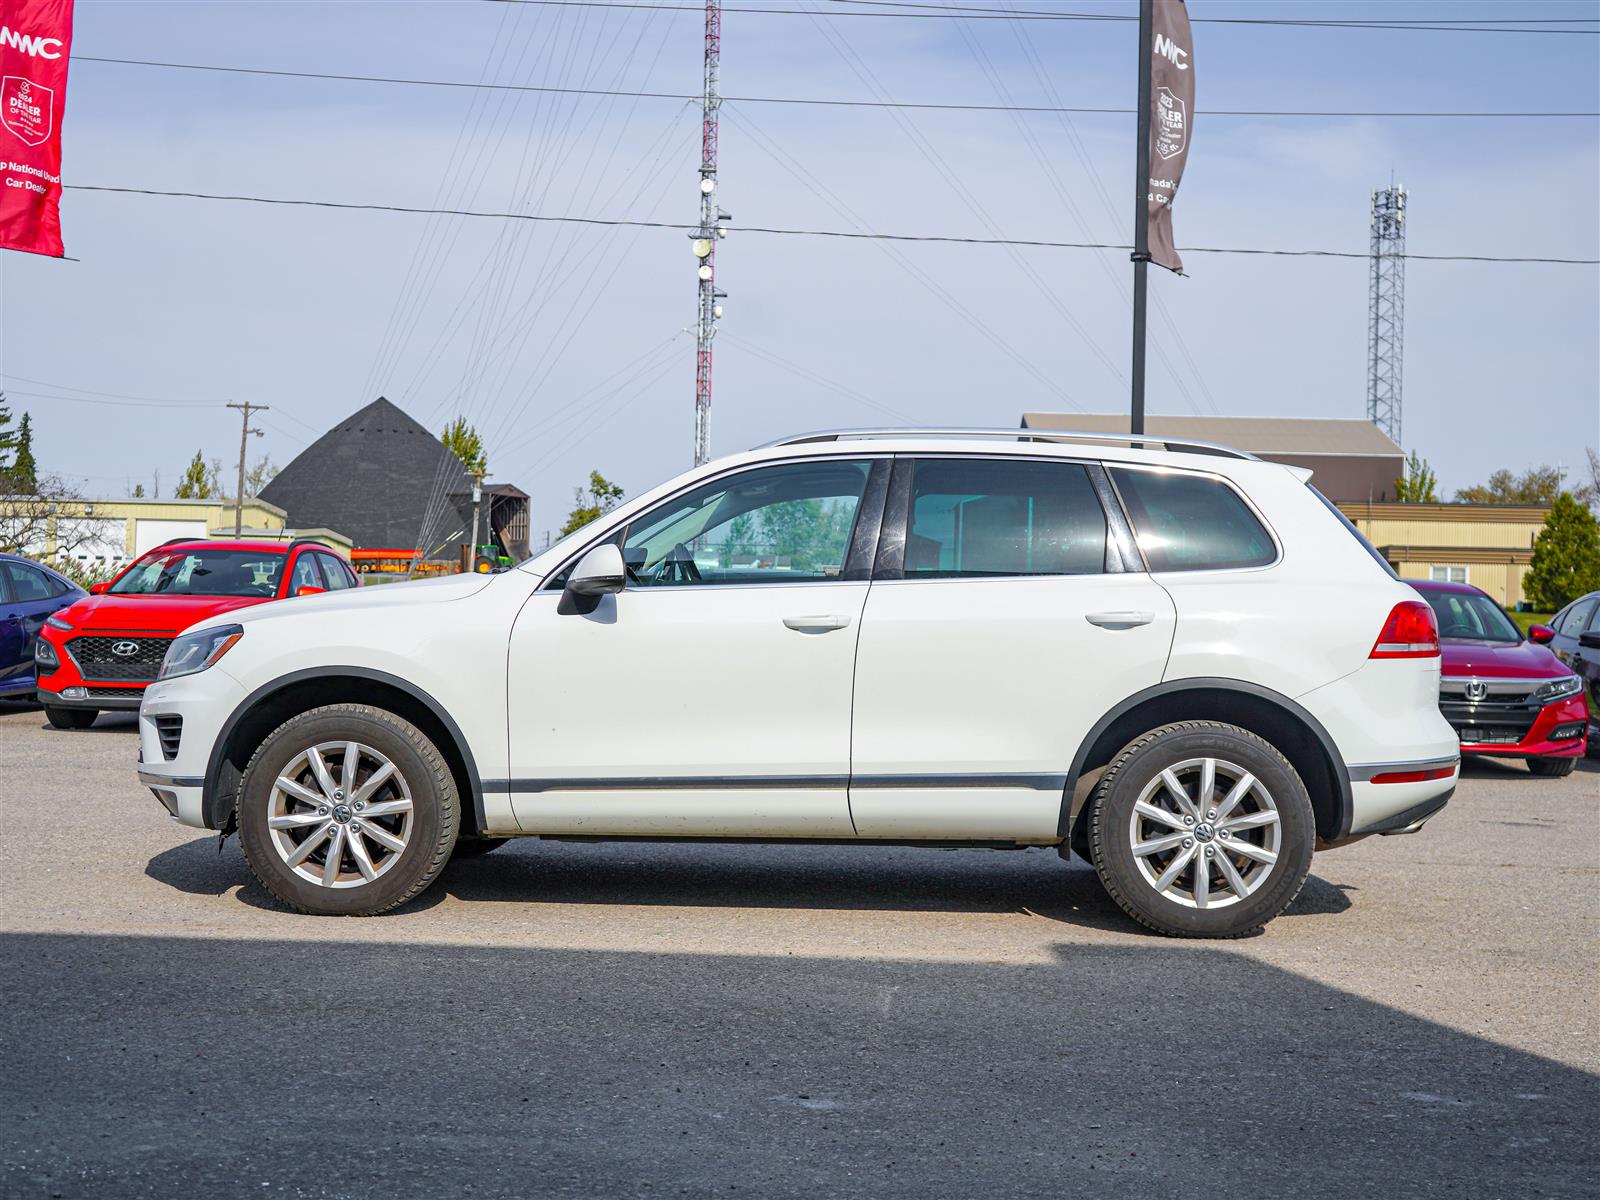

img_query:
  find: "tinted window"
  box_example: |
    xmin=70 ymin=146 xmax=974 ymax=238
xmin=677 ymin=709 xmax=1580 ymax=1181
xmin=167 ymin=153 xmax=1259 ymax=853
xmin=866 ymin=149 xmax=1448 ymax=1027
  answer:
xmin=3 ymin=562 xmax=52 ymax=602
xmin=904 ymin=459 xmax=1108 ymax=578
xmin=317 ymin=554 xmax=355 ymax=590
xmin=110 ymin=549 xmax=286 ymax=598
xmin=1421 ymin=589 xmax=1520 ymax=643
xmin=290 ymin=554 xmax=325 ymax=593
xmin=618 ymin=460 xmax=872 ymax=587
xmin=1111 ymin=468 xmax=1276 ymax=572
xmin=1561 ymin=598 xmax=1597 ymax=635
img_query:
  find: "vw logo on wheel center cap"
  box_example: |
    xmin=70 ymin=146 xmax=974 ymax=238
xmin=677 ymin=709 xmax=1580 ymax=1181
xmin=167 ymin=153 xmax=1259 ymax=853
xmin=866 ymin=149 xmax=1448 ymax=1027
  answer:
xmin=332 ymin=804 xmax=353 ymax=824
xmin=1193 ymin=822 xmax=1216 ymax=843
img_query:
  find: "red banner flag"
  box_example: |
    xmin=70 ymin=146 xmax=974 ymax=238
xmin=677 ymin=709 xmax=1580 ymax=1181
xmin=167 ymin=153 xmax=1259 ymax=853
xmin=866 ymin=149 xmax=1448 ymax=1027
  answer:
xmin=0 ymin=0 xmax=73 ymax=257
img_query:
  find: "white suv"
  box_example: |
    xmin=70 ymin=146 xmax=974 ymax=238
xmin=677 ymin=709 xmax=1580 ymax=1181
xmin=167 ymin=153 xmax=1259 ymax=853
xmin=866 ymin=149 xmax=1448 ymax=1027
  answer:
xmin=137 ymin=429 xmax=1458 ymax=937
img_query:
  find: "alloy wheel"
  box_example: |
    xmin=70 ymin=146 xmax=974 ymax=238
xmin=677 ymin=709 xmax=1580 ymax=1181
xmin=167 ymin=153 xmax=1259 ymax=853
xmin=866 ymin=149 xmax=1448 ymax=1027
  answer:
xmin=266 ymin=740 xmax=414 ymax=889
xmin=1127 ymin=757 xmax=1281 ymax=910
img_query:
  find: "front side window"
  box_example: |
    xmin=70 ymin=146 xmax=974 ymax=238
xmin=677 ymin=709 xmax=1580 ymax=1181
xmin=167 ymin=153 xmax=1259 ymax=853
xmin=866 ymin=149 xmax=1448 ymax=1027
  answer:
xmin=1110 ymin=468 xmax=1276 ymax=572
xmin=615 ymin=459 xmax=873 ymax=587
xmin=1421 ymin=589 xmax=1520 ymax=643
xmin=290 ymin=554 xmax=325 ymax=594
xmin=1559 ymin=598 xmax=1597 ymax=635
xmin=109 ymin=549 xmax=286 ymax=598
xmin=904 ymin=458 xmax=1108 ymax=578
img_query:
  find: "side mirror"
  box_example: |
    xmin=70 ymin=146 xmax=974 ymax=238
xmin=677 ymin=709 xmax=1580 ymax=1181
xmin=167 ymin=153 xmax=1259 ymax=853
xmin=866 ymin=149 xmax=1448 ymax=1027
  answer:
xmin=295 ymin=586 xmax=326 ymax=598
xmin=1580 ymin=631 xmax=1600 ymax=651
xmin=89 ymin=582 xmax=109 ymax=595
xmin=1527 ymin=624 xmax=1555 ymax=644
xmin=560 ymin=543 xmax=626 ymax=615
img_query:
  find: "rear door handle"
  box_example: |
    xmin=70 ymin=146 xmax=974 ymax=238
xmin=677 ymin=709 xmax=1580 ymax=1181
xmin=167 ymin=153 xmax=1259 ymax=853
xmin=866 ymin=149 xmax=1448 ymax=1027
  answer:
xmin=783 ymin=614 xmax=852 ymax=631
xmin=1085 ymin=611 xmax=1155 ymax=629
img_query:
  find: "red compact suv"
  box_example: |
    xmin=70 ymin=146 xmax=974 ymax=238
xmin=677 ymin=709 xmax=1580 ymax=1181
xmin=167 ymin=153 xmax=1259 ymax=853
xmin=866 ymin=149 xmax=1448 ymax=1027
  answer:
xmin=34 ymin=539 xmax=358 ymax=729
xmin=1411 ymin=580 xmax=1588 ymax=777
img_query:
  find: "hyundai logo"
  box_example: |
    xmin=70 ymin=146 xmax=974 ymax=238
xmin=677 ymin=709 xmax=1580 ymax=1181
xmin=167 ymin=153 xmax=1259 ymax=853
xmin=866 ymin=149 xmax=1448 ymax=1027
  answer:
xmin=111 ymin=641 xmax=140 ymax=658
xmin=1464 ymin=681 xmax=1488 ymax=703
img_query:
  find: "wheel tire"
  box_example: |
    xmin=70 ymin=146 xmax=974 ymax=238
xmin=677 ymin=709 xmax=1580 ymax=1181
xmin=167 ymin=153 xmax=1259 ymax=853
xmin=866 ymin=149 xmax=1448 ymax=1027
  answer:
xmin=45 ymin=706 xmax=97 ymax=730
xmin=236 ymin=703 xmax=460 ymax=916
xmin=452 ymin=837 xmax=508 ymax=858
xmin=1088 ymin=721 xmax=1315 ymax=939
xmin=1527 ymin=756 xmax=1577 ymax=778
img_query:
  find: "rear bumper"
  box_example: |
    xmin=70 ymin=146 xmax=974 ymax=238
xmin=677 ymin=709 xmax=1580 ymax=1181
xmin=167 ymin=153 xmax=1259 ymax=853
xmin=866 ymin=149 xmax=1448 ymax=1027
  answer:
xmin=1345 ymin=756 xmax=1460 ymax=837
xmin=38 ymin=685 xmax=144 ymax=711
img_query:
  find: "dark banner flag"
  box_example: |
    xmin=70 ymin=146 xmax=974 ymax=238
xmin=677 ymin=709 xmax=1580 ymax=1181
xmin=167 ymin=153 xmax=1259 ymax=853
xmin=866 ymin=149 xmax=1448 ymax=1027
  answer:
xmin=0 ymin=0 xmax=73 ymax=257
xmin=1147 ymin=0 xmax=1192 ymax=274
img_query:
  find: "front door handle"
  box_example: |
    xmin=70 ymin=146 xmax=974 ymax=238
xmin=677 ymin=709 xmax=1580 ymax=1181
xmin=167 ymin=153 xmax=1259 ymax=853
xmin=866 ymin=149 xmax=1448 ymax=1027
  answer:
xmin=783 ymin=614 xmax=852 ymax=631
xmin=1085 ymin=611 xmax=1155 ymax=629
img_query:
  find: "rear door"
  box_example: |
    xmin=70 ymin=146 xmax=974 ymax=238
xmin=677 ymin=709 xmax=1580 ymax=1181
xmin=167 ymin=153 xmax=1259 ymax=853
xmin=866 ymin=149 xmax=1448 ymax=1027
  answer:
xmin=848 ymin=456 xmax=1176 ymax=841
xmin=0 ymin=566 xmax=22 ymax=690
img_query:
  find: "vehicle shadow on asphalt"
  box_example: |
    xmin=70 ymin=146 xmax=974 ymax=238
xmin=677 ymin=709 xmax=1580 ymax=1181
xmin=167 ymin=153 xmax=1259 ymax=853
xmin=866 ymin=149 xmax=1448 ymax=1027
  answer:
xmin=1 ymin=929 xmax=1592 ymax=1198
xmin=0 ymin=699 xmax=138 ymax=735
xmin=144 ymin=836 xmax=1355 ymax=930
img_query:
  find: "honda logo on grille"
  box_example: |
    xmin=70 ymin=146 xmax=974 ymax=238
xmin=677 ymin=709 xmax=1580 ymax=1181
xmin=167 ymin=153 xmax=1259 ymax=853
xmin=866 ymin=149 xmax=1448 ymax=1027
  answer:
xmin=1464 ymin=681 xmax=1488 ymax=703
xmin=111 ymin=641 xmax=140 ymax=658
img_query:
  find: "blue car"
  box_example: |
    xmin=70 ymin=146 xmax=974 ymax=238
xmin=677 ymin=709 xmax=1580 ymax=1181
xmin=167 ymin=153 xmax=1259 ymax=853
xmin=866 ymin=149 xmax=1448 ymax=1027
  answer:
xmin=0 ymin=553 xmax=86 ymax=701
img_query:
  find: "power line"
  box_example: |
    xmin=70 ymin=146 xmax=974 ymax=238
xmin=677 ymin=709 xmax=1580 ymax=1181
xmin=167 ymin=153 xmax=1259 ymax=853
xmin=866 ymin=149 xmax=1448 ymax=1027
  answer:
xmin=63 ymin=184 xmax=1600 ymax=264
xmin=78 ymin=56 xmax=1600 ymax=120
xmin=473 ymin=0 xmax=1597 ymax=34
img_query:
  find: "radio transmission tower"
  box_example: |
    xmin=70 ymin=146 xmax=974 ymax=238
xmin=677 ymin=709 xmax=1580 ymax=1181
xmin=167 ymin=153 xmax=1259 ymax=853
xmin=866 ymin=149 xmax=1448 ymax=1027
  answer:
xmin=1367 ymin=185 xmax=1406 ymax=445
xmin=691 ymin=0 xmax=726 ymax=467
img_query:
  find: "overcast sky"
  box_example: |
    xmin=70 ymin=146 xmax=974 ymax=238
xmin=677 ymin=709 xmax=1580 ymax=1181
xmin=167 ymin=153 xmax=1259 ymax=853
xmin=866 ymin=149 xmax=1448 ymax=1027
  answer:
xmin=2 ymin=0 xmax=1597 ymax=538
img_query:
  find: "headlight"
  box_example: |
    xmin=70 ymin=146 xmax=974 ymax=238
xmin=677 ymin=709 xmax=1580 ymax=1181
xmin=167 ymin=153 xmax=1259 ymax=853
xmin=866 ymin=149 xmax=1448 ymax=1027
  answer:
xmin=1535 ymin=675 xmax=1583 ymax=704
xmin=158 ymin=625 xmax=244 ymax=681
xmin=34 ymin=638 xmax=59 ymax=669
xmin=45 ymin=614 xmax=73 ymax=631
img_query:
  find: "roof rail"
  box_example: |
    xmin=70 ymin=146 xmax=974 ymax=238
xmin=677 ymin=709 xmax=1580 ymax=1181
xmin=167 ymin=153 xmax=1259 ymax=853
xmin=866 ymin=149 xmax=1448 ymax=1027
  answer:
xmin=756 ymin=427 xmax=1258 ymax=460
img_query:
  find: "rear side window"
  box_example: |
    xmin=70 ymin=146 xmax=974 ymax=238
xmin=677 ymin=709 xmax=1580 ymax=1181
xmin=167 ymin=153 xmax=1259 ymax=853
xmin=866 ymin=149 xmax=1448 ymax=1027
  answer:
xmin=1110 ymin=468 xmax=1276 ymax=572
xmin=3 ymin=561 xmax=53 ymax=601
xmin=905 ymin=458 xmax=1109 ymax=578
xmin=317 ymin=554 xmax=355 ymax=590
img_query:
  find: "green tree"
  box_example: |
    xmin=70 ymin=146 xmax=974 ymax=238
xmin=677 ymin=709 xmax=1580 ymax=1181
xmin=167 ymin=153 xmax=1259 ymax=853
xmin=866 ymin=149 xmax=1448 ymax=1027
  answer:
xmin=8 ymin=412 xmax=38 ymax=492
xmin=243 ymin=455 xmax=278 ymax=499
xmin=1454 ymin=465 xmax=1564 ymax=505
xmin=0 ymin=393 xmax=14 ymax=472
xmin=1523 ymin=493 xmax=1600 ymax=611
xmin=1393 ymin=450 xmax=1437 ymax=503
xmin=442 ymin=418 xmax=487 ymax=477
xmin=174 ymin=450 xmax=215 ymax=499
xmin=560 ymin=471 xmax=625 ymax=536
xmin=130 ymin=482 xmax=146 ymax=498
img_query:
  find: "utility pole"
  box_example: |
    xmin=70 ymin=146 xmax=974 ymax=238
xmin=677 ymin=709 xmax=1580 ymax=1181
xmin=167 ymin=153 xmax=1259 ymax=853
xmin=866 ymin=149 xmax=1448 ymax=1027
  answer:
xmin=691 ymin=0 xmax=727 ymax=467
xmin=1367 ymin=184 xmax=1407 ymax=445
xmin=1128 ymin=0 xmax=1154 ymax=437
xmin=468 ymin=470 xmax=489 ymax=572
xmin=226 ymin=401 xmax=268 ymax=535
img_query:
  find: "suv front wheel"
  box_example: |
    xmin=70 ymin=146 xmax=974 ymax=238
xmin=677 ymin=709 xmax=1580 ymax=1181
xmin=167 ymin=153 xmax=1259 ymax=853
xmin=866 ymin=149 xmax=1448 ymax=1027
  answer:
xmin=1088 ymin=722 xmax=1314 ymax=938
xmin=237 ymin=704 xmax=460 ymax=915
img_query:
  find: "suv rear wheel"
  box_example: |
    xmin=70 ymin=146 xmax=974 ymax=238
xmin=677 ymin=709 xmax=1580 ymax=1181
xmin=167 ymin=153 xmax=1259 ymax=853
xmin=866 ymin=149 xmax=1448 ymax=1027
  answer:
xmin=1088 ymin=721 xmax=1314 ymax=939
xmin=236 ymin=704 xmax=459 ymax=915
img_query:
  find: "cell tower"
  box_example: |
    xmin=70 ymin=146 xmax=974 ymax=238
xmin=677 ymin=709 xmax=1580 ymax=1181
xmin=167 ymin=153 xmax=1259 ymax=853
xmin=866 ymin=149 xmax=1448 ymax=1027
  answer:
xmin=1367 ymin=185 xmax=1406 ymax=446
xmin=691 ymin=0 xmax=727 ymax=467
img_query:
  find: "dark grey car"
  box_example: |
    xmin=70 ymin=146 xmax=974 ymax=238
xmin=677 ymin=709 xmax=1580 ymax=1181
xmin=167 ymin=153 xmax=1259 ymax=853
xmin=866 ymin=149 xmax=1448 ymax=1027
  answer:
xmin=1546 ymin=591 xmax=1600 ymax=728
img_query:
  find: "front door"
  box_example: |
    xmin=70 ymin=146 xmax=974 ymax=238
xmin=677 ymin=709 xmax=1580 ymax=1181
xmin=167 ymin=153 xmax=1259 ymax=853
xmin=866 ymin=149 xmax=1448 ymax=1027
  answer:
xmin=848 ymin=456 xmax=1176 ymax=841
xmin=506 ymin=457 xmax=886 ymax=837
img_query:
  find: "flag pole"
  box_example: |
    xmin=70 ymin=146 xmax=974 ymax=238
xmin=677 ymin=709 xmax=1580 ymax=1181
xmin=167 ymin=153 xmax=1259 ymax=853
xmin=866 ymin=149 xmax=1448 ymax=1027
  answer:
xmin=1130 ymin=0 xmax=1154 ymax=438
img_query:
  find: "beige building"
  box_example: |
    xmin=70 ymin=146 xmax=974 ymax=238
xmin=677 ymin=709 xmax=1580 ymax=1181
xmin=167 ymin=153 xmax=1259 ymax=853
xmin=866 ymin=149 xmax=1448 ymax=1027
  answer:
xmin=1339 ymin=501 xmax=1549 ymax=608
xmin=11 ymin=496 xmax=351 ymax=569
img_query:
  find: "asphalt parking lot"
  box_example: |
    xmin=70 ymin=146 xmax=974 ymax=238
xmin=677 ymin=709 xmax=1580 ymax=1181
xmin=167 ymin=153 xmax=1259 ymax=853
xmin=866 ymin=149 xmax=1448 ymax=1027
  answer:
xmin=1 ymin=702 xmax=1595 ymax=1199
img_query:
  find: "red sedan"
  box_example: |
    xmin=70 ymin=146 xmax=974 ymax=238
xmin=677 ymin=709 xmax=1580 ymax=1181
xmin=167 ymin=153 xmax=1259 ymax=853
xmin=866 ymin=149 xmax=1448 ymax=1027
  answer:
xmin=34 ymin=539 xmax=357 ymax=730
xmin=1411 ymin=580 xmax=1588 ymax=778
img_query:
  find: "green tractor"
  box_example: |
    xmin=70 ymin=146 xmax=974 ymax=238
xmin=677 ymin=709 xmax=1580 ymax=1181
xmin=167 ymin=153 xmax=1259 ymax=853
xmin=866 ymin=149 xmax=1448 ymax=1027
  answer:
xmin=471 ymin=544 xmax=514 ymax=574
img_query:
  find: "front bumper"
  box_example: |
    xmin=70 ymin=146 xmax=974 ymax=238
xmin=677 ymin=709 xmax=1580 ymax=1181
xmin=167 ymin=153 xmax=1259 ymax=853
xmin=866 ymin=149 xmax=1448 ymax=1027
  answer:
xmin=1452 ymin=694 xmax=1589 ymax=760
xmin=138 ymin=666 xmax=246 ymax=830
xmin=38 ymin=684 xmax=144 ymax=711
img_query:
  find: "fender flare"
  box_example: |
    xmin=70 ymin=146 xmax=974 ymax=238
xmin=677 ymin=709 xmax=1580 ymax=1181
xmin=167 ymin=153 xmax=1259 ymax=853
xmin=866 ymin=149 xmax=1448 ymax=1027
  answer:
xmin=1057 ymin=677 xmax=1353 ymax=840
xmin=203 ymin=666 xmax=486 ymax=833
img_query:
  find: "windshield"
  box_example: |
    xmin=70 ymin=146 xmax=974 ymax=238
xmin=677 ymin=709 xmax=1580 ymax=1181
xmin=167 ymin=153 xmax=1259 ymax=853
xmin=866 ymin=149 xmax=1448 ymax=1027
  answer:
xmin=109 ymin=549 xmax=286 ymax=598
xmin=1420 ymin=588 xmax=1521 ymax=643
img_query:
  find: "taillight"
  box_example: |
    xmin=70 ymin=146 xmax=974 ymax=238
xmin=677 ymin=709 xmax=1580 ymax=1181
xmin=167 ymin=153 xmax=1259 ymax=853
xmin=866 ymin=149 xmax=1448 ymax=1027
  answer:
xmin=1370 ymin=601 xmax=1440 ymax=659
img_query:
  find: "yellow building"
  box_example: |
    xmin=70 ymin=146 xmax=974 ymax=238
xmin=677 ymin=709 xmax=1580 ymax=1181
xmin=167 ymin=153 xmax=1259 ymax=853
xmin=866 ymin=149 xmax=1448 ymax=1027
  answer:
xmin=1338 ymin=501 xmax=1549 ymax=608
xmin=12 ymin=496 xmax=351 ymax=569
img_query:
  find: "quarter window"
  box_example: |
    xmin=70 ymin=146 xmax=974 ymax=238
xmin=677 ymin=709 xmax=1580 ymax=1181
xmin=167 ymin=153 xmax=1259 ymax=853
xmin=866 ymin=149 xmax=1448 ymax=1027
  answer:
xmin=1110 ymin=468 xmax=1276 ymax=572
xmin=616 ymin=459 xmax=874 ymax=587
xmin=317 ymin=554 xmax=355 ymax=590
xmin=903 ymin=458 xmax=1109 ymax=578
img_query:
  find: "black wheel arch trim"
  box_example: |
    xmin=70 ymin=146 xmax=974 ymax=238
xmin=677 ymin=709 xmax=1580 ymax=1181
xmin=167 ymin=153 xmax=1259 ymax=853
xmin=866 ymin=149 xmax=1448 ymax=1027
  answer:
xmin=202 ymin=667 xmax=487 ymax=834
xmin=1057 ymin=677 xmax=1354 ymax=841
